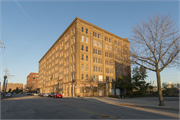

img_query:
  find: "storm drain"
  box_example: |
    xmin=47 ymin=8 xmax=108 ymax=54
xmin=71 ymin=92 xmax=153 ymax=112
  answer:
xmin=100 ymin=115 xmax=110 ymax=118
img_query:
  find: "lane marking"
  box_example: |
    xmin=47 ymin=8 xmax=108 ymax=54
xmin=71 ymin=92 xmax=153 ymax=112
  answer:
xmin=79 ymin=109 xmax=121 ymax=120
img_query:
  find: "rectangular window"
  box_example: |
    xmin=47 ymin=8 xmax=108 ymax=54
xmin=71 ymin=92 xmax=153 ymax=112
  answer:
xmin=106 ymin=76 xmax=109 ymax=82
xmin=86 ymin=55 xmax=88 ymax=61
xmin=118 ymin=42 xmax=120 ymax=46
xmin=110 ymin=61 xmax=113 ymax=66
xmin=98 ymin=58 xmax=102 ymax=64
xmin=93 ymin=57 xmax=97 ymax=63
xmin=94 ymin=75 xmax=97 ymax=81
xmin=93 ymin=49 xmax=97 ymax=54
xmin=105 ymin=36 xmax=108 ymax=41
xmin=86 ymin=37 xmax=88 ymax=43
xmin=86 ymin=65 xmax=88 ymax=71
xmin=109 ymin=38 xmax=112 ymax=43
xmin=82 ymin=74 xmax=84 ymax=80
xmin=82 ymin=54 xmax=84 ymax=60
xmin=115 ymin=48 xmax=118 ymax=52
xmin=81 ymin=64 xmax=84 ymax=70
xmin=109 ymin=46 xmax=112 ymax=50
xmin=106 ymin=68 xmax=109 ymax=73
xmin=114 ymin=40 xmax=117 ymax=45
xmin=98 ymin=42 xmax=101 ymax=47
xmin=105 ymin=44 xmax=108 ymax=49
xmin=81 ymin=36 xmax=84 ymax=42
xmin=109 ymin=53 xmax=113 ymax=58
xmin=82 ymin=27 xmax=84 ymax=32
xmin=105 ymin=52 xmax=108 ymax=57
xmin=105 ymin=60 xmax=108 ymax=65
xmin=86 ymin=29 xmax=88 ymax=34
xmin=86 ymin=74 xmax=88 ymax=80
xmin=98 ymin=50 xmax=101 ymax=55
xmin=98 ymin=67 xmax=102 ymax=72
xmin=86 ymin=46 xmax=88 ymax=52
xmin=93 ymin=40 xmax=97 ymax=46
xmin=81 ymin=45 xmax=84 ymax=51
xmin=93 ymin=66 xmax=97 ymax=72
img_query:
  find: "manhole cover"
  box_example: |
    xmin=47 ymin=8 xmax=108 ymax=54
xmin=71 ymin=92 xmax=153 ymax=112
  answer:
xmin=100 ymin=115 xmax=110 ymax=118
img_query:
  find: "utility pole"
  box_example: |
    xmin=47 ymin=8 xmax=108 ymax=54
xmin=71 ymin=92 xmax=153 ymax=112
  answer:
xmin=3 ymin=68 xmax=14 ymax=97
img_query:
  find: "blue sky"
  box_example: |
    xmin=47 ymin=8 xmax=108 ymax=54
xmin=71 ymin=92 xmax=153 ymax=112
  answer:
xmin=0 ymin=1 xmax=179 ymax=86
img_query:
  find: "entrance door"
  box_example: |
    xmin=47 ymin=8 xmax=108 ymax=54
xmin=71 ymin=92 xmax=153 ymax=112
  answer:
xmin=99 ymin=89 xmax=103 ymax=96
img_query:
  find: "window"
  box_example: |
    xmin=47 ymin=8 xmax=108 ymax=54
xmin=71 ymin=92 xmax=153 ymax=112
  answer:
xmin=109 ymin=46 xmax=112 ymax=50
xmin=98 ymin=33 xmax=101 ymax=38
xmin=115 ymin=48 xmax=118 ymax=52
xmin=33 ymin=78 xmax=35 ymax=79
xmin=86 ymin=46 xmax=88 ymax=52
xmin=93 ymin=66 xmax=97 ymax=72
xmin=93 ymin=57 xmax=97 ymax=63
xmin=105 ymin=44 xmax=108 ymax=49
xmin=93 ymin=40 xmax=97 ymax=46
xmin=81 ymin=36 xmax=84 ymax=42
xmin=105 ymin=52 xmax=108 ymax=57
xmin=106 ymin=68 xmax=109 ymax=73
xmin=106 ymin=76 xmax=109 ymax=82
xmin=98 ymin=42 xmax=101 ymax=47
xmin=105 ymin=60 xmax=108 ymax=65
xmin=118 ymin=42 xmax=120 ymax=46
xmin=82 ymin=74 xmax=84 ymax=80
xmin=109 ymin=53 xmax=113 ymax=58
xmin=86 ymin=37 xmax=88 ymax=43
xmin=86 ymin=55 xmax=88 ymax=61
xmin=82 ymin=54 xmax=84 ymax=60
xmin=105 ymin=36 xmax=108 ymax=41
xmin=93 ymin=49 xmax=97 ymax=54
xmin=86 ymin=29 xmax=88 ymax=34
xmin=86 ymin=65 xmax=88 ymax=71
xmin=81 ymin=64 xmax=84 ymax=70
xmin=86 ymin=74 xmax=88 ymax=80
xmin=81 ymin=45 xmax=84 ymax=51
xmin=109 ymin=38 xmax=112 ymax=43
xmin=98 ymin=50 xmax=101 ymax=55
xmin=82 ymin=27 xmax=84 ymax=32
xmin=98 ymin=67 xmax=102 ymax=72
xmin=114 ymin=40 xmax=117 ymax=45
xmin=94 ymin=75 xmax=97 ymax=81
xmin=115 ymin=55 xmax=118 ymax=59
xmin=98 ymin=58 xmax=102 ymax=64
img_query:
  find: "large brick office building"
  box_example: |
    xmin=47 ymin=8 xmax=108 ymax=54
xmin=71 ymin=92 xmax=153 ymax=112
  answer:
xmin=26 ymin=73 xmax=39 ymax=92
xmin=38 ymin=17 xmax=130 ymax=97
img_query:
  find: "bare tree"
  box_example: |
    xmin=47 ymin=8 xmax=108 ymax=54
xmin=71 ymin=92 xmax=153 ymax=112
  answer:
xmin=26 ymin=84 xmax=34 ymax=92
xmin=130 ymin=13 xmax=180 ymax=106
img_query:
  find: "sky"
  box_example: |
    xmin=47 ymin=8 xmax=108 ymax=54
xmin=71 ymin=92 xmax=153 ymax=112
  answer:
xmin=0 ymin=0 xmax=179 ymax=86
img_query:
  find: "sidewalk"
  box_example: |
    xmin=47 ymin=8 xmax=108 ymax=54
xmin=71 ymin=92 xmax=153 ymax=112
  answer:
xmin=94 ymin=97 xmax=179 ymax=111
xmin=64 ymin=96 xmax=179 ymax=111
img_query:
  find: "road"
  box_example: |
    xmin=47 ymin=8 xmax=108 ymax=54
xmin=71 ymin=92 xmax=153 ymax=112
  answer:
xmin=1 ymin=94 xmax=179 ymax=119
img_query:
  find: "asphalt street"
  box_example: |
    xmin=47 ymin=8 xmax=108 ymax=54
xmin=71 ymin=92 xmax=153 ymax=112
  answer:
xmin=1 ymin=94 xmax=179 ymax=119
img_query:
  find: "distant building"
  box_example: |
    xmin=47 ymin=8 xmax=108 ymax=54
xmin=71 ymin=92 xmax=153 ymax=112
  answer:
xmin=27 ymin=73 xmax=39 ymax=92
xmin=1 ymin=83 xmax=23 ymax=92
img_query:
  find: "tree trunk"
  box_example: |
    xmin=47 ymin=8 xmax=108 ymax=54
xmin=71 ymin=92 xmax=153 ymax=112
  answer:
xmin=156 ymin=69 xmax=165 ymax=106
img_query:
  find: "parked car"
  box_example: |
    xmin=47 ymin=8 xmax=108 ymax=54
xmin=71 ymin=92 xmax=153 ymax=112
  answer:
xmin=39 ymin=93 xmax=44 ymax=97
xmin=5 ymin=93 xmax=12 ymax=97
xmin=26 ymin=93 xmax=32 ymax=95
xmin=48 ymin=92 xmax=55 ymax=97
xmin=33 ymin=93 xmax=38 ymax=96
xmin=43 ymin=93 xmax=48 ymax=97
xmin=53 ymin=93 xmax=63 ymax=98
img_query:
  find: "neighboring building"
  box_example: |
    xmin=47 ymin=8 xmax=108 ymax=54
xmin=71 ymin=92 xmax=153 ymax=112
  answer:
xmin=2 ymin=83 xmax=23 ymax=92
xmin=27 ymin=73 xmax=39 ymax=92
xmin=38 ymin=17 xmax=131 ymax=97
